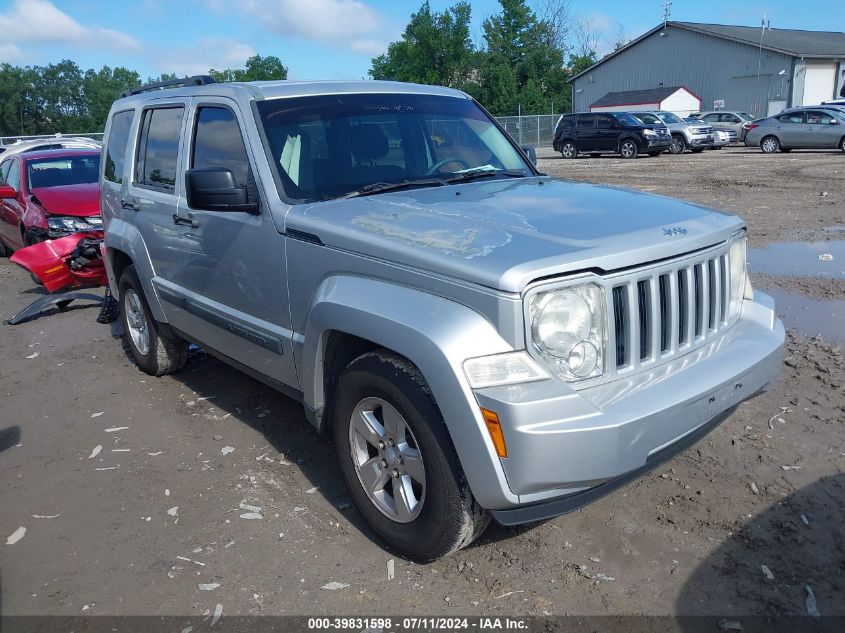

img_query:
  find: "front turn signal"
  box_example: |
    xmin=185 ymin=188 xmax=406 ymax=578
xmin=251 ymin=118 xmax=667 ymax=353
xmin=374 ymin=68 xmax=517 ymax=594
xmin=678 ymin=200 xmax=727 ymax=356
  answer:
xmin=481 ymin=408 xmax=507 ymax=458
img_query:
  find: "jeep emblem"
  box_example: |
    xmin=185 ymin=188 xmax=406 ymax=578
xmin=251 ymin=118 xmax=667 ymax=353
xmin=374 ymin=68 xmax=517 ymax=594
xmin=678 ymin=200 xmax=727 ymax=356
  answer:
xmin=662 ymin=227 xmax=688 ymax=237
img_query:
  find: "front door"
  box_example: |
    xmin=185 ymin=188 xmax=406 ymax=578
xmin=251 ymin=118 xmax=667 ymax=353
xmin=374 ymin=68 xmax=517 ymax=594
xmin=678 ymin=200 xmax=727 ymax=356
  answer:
xmin=802 ymin=110 xmax=841 ymax=148
xmin=163 ymin=98 xmax=298 ymax=390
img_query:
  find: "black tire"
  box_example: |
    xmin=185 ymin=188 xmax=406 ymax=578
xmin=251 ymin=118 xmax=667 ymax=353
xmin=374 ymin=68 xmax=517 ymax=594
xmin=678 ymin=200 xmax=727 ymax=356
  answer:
xmin=118 ymin=265 xmax=188 ymax=376
xmin=669 ymin=135 xmax=686 ymax=154
xmin=333 ymin=350 xmax=490 ymax=562
xmin=760 ymin=135 xmax=780 ymax=153
xmin=647 ymin=151 xmax=662 ymax=157
xmin=560 ymin=141 xmax=577 ymax=159
xmin=619 ymin=139 xmax=638 ymax=159
xmin=839 ymin=137 xmax=845 ymax=152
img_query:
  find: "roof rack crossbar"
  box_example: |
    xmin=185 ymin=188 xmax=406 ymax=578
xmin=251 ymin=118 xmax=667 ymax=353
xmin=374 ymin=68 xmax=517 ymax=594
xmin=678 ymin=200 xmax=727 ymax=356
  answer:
xmin=119 ymin=75 xmax=216 ymax=99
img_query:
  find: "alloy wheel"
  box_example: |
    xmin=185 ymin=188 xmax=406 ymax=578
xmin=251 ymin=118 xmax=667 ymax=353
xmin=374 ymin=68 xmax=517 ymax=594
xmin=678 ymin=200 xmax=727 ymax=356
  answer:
xmin=620 ymin=141 xmax=636 ymax=158
xmin=124 ymin=289 xmax=150 ymax=356
xmin=561 ymin=142 xmax=576 ymax=159
xmin=670 ymin=137 xmax=684 ymax=154
xmin=348 ymin=397 xmax=426 ymax=523
xmin=761 ymin=137 xmax=779 ymax=153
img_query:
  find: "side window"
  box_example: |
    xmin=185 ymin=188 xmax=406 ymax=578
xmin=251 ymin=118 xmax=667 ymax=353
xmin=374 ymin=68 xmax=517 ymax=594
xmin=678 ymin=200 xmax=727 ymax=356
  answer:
xmin=104 ymin=110 xmax=134 ymax=184
xmin=192 ymin=106 xmax=252 ymax=189
xmin=638 ymin=113 xmax=659 ymax=124
xmin=135 ymin=106 xmax=184 ymax=191
xmin=724 ymin=114 xmax=740 ymax=123
xmin=703 ymin=114 xmax=720 ymax=122
xmin=6 ymin=159 xmax=20 ymax=191
xmin=0 ymin=159 xmax=11 ymax=183
xmin=595 ymin=115 xmax=614 ymax=129
xmin=777 ymin=112 xmax=804 ymax=124
xmin=579 ymin=114 xmax=598 ymax=127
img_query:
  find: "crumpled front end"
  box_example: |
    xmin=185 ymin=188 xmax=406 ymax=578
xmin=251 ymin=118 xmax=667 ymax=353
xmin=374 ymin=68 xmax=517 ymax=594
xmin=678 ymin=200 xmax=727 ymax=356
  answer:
xmin=10 ymin=231 xmax=107 ymax=292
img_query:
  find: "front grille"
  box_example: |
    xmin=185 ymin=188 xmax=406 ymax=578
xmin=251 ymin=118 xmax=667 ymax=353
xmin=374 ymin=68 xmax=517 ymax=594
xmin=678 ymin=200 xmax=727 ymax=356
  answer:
xmin=609 ymin=247 xmax=730 ymax=373
xmin=693 ymin=126 xmax=714 ymax=135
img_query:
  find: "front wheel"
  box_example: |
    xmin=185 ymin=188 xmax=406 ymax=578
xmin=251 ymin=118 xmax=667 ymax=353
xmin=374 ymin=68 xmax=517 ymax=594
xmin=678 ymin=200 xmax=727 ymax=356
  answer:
xmin=760 ymin=136 xmax=780 ymax=153
xmin=839 ymin=136 xmax=845 ymax=153
xmin=119 ymin=265 xmax=188 ymax=376
xmin=333 ymin=350 xmax=490 ymax=561
xmin=619 ymin=139 xmax=638 ymax=159
xmin=669 ymin=135 xmax=686 ymax=154
xmin=560 ymin=141 xmax=577 ymax=159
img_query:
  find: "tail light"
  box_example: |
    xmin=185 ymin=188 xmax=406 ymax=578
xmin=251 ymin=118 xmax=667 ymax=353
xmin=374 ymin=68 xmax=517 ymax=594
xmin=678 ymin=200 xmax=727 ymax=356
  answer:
xmin=747 ymin=123 xmax=759 ymax=131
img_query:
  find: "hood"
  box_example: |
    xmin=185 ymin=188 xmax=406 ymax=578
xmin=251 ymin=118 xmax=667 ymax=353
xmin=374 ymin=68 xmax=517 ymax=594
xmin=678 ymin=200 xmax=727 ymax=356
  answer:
xmin=30 ymin=183 xmax=100 ymax=217
xmin=288 ymin=177 xmax=743 ymax=293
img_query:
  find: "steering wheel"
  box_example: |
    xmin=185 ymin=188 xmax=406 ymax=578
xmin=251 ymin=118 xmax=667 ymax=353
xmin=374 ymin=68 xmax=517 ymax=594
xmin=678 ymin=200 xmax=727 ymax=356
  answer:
xmin=426 ymin=157 xmax=471 ymax=176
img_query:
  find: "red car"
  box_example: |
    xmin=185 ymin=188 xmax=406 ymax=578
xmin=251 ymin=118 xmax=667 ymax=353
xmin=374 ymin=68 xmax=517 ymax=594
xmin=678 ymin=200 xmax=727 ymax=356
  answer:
xmin=0 ymin=148 xmax=101 ymax=256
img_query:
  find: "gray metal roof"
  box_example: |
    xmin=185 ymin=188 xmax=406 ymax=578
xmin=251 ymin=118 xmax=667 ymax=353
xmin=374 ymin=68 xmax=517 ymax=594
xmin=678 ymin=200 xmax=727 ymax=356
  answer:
xmin=590 ymin=86 xmax=688 ymax=107
xmin=569 ymin=21 xmax=845 ymax=84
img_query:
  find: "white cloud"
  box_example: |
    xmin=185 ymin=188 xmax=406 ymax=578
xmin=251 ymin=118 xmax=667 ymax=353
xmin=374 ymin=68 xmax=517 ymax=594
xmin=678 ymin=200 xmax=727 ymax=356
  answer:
xmin=0 ymin=0 xmax=139 ymax=51
xmin=0 ymin=43 xmax=24 ymax=63
xmin=155 ymin=38 xmax=257 ymax=77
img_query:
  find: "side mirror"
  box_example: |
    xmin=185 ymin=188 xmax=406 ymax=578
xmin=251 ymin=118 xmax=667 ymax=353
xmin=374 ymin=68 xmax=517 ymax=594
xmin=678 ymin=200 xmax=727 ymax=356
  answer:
xmin=830 ymin=119 xmax=840 ymax=125
xmin=520 ymin=145 xmax=538 ymax=165
xmin=185 ymin=169 xmax=258 ymax=213
xmin=0 ymin=184 xmax=16 ymax=198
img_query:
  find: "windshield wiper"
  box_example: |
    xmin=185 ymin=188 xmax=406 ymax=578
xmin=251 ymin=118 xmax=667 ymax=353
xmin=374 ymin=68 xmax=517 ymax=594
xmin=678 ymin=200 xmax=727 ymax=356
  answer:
xmin=446 ymin=168 xmax=528 ymax=184
xmin=341 ymin=178 xmax=447 ymax=199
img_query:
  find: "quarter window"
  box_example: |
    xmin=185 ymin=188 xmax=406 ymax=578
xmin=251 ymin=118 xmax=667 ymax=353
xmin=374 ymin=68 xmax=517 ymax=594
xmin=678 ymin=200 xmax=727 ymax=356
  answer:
xmin=105 ymin=110 xmax=134 ymax=184
xmin=136 ymin=106 xmax=184 ymax=191
xmin=191 ymin=107 xmax=252 ymax=189
xmin=6 ymin=159 xmax=20 ymax=191
xmin=0 ymin=159 xmax=11 ymax=183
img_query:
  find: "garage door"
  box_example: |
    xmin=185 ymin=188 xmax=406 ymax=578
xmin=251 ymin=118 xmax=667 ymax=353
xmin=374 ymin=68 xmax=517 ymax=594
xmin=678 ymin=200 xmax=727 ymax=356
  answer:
xmin=802 ymin=63 xmax=836 ymax=106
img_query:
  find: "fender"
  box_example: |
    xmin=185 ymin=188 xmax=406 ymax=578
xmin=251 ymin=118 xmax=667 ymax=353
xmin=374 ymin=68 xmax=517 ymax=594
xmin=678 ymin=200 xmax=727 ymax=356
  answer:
xmin=301 ymin=275 xmax=521 ymax=508
xmin=104 ymin=218 xmax=167 ymax=322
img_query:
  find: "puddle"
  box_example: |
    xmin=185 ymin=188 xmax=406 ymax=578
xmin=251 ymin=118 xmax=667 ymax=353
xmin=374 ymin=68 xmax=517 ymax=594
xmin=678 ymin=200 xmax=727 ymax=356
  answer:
xmin=765 ymin=288 xmax=845 ymax=346
xmin=748 ymin=241 xmax=845 ymax=279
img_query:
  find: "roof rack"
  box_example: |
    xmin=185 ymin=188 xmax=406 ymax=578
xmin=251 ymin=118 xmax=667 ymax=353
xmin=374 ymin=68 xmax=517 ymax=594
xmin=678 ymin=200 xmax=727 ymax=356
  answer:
xmin=119 ymin=75 xmax=216 ymax=99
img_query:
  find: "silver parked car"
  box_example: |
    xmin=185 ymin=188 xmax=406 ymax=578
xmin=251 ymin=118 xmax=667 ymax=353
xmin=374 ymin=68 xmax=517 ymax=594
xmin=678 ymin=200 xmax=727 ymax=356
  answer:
xmin=745 ymin=107 xmax=845 ymax=153
xmin=694 ymin=111 xmax=755 ymax=141
xmin=632 ymin=111 xmax=715 ymax=154
xmin=100 ymin=77 xmax=784 ymax=561
xmin=0 ymin=136 xmax=101 ymax=156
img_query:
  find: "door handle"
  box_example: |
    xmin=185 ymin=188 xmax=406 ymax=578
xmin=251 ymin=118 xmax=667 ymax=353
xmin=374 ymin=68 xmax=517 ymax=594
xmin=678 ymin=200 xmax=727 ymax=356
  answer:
xmin=173 ymin=213 xmax=199 ymax=228
xmin=121 ymin=198 xmax=139 ymax=211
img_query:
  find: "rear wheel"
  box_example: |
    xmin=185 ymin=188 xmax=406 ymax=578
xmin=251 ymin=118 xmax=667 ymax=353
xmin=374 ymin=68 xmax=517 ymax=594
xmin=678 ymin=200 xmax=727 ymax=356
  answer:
xmin=119 ymin=265 xmax=188 ymax=376
xmin=560 ymin=141 xmax=577 ymax=159
xmin=669 ymin=135 xmax=686 ymax=154
xmin=619 ymin=139 xmax=638 ymax=159
xmin=839 ymin=137 xmax=845 ymax=153
xmin=333 ymin=350 xmax=490 ymax=561
xmin=760 ymin=136 xmax=780 ymax=153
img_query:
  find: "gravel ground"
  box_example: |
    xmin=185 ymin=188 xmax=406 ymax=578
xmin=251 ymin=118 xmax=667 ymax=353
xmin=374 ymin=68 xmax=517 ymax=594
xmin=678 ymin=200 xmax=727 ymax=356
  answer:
xmin=1 ymin=147 xmax=843 ymax=620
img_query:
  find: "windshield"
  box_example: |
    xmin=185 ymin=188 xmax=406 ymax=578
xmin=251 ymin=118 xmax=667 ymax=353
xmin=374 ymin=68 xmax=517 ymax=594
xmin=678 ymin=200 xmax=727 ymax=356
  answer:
xmin=737 ymin=112 xmax=754 ymax=121
xmin=256 ymin=93 xmax=531 ymax=202
xmin=656 ymin=112 xmax=684 ymax=124
xmin=27 ymin=155 xmax=100 ymax=189
xmin=612 ymin=112 xmax=643 ymax=126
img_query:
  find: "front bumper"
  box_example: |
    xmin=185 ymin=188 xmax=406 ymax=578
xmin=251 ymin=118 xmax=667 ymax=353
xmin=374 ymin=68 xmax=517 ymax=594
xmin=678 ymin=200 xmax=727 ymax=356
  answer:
xmin=689 ymin=135 xmax=715 ymax=147
xmin=471 ymin=293 xmax=784 ymax=521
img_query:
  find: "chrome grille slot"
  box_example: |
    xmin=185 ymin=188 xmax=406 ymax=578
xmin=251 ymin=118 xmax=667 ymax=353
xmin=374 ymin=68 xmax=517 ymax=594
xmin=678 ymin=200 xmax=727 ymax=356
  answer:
xmin=608 ymin=244 xmax=731 ymax=374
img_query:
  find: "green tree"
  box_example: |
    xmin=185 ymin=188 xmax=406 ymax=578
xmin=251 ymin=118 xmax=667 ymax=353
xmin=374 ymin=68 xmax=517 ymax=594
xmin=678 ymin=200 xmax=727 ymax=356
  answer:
xmin=369 ymin=1 xmax=475 ymax=89
xmin=209 ymin=54 xmax=288 ymax=82
xmin=83 ymin=66 xmax=141 ymax=130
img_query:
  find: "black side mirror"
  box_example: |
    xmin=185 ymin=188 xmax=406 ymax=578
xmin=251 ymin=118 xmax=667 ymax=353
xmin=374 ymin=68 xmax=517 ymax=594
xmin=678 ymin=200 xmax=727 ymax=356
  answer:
xmin=185 ymin=168 xmax=258 ymax=213
xmin=520 ymin=145 xmax=538 ymax=165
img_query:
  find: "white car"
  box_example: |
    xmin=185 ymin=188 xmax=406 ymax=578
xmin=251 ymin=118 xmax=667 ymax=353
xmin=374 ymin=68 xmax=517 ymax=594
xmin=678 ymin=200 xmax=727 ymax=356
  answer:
xmin=0 ymin=136 xmax=102 ymax=157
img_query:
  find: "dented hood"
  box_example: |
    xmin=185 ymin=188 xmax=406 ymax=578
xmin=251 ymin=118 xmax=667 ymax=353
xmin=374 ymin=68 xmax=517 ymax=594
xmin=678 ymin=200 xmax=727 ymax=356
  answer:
xmin=30 ymin=183 xmax=100 ymax=217
xmin=288 ymin=177 xmax=744 ymax=293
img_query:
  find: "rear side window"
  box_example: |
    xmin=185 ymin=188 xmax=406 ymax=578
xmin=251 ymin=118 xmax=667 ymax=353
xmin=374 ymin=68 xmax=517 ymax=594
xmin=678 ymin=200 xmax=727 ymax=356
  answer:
xmin=191 ymin=107 xmax=251 ymax=188
xmin=135 ymin=106 xmax=184 ymax=191
xmin=104 ymin=110 xmax=134 ymax=184
xmin=6 ymin=159 xmax=20 ymax=191
xmin=578 ymin=114 xmax=598 ymax=127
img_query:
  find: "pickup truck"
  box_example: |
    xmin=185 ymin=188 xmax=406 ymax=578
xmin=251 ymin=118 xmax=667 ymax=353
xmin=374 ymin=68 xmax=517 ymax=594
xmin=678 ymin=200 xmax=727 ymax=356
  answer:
xmin=99 ymin=77 xmax=784 ymax=561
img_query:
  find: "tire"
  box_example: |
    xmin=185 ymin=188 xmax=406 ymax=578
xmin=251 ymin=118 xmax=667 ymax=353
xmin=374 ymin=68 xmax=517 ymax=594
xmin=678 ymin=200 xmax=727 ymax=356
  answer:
xmin=669 ymin=135 xmax=686 ymax=154
xmin=0 ymin=237 xmax=10 ymax=258
xmin=619 ymin=139 xmax=638 ymax=159
xmin=648 ymin=151 xmax=662 ymax=157
xmin=760 ymin=136 xmax=780 ymax=153
xmin=560 ymin=141 xmax=577 ymax=159
xmin=839 ymin=137 xmax=845 ymax=153
xmin=332 ymin=350 xmax=490 ymax=562
xmin=118 ymin=265 xmax=188 ymax=376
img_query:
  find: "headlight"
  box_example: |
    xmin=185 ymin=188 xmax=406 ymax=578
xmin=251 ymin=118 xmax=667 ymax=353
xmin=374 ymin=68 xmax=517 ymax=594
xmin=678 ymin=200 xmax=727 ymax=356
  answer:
xmin=643 ymin=129 xmax=657 ymax=136
xmin=463 ymin=352 xmax=548 ymax=389
xmin=728 ymin=233 xmax=750 ymax=323
xmin=529 ymin=283 xmax=606 ymax=381
xmin=46 ymin=215 xmax=97 ymax=236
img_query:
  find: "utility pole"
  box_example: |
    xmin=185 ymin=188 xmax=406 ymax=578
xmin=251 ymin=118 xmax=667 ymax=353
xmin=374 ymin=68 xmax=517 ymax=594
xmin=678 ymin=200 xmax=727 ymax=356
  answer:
xmin=756 ymin=14 xmax=770 ymax=114
xmin=662 ymin=1 xmax=671 ymax=32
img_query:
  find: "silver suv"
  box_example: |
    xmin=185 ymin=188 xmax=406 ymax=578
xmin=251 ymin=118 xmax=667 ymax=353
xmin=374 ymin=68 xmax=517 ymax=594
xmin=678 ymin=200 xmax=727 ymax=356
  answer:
xmin=633 ymin=111 xmax=715 ymax=154
xmin=100 ymin=77 xmax=784 ymax=561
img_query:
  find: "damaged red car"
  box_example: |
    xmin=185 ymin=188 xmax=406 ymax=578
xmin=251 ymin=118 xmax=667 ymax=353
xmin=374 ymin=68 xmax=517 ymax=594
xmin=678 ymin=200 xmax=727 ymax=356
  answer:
xmin=0 ymin=148 xmax=101 ymax=255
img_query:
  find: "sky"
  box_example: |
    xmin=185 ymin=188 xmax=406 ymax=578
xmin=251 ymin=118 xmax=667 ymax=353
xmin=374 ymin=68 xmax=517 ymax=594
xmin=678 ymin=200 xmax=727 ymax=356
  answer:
xmin=0 ymin=0 xmax=843 ymax=80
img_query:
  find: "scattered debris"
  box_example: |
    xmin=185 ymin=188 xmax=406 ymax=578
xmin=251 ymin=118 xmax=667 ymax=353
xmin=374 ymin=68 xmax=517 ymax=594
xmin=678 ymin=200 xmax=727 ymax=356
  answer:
xmin=337 ymin=502 xmax=351 ymax=510
xmin=595 ymin=573 xmax=616 ymax=582
xmin=166 ymin=507 xmax=179 ymax=517
xmin=387 ymin=559 xmax=395 ymax=580
xmin=224 ymin=540 xmax=235 ymax=549
xmin=25 ymin=352 xmax=39 ymax=359
xmin=717 ymin=620 xmax=743 ymax=631
xmin=805 ymin=584 xmax=820 ymax=618
xmin=147 ymin=451 xmax=162 ymax=456
xmin=761 ymin=564 xmax=774 ymax=580
xmin=91 ymin=412 xmax=104 ymax=418
xmin=493 ymin=590 xmax=525 ymax=600
xmin=94 ymin=466 xmax=119 ymax=471
xmin=177 ymin=555 xmax=205 ymax=567
xmin=5 ymin=527 xmax=26 ymax=545
xmin=321 ymin=581 xmax=350 ymax=591
xmin=239 ymin=501 xmax=262 ymax=512
xmin=212 ymin=435 xmax=223 ymax=441
xmin=801 ymin=514 xmax=810 ymax=526
xmin=305 ymin=486 xmax=318 ymax=494
xmin=31 ymin=514 xmax=60 ymax=519
xmin=221 ymin=446 xmax=234 ymax=456
xmin=589 ymin=556 xmax=602 ymax=563
xmin=88 ymin=445 xmax=103 ymax=459
xmin=749 ymin=482 xmax=759 ymax=495
xmin=211 ymin=603 xmax=223 ymax=627
xmin=767 ymin=407 xmax=791 ymax=430
xmin=781 ymin=465 xmax=802 ymax=471
xmin=165 ymin=489 xmax=170 ymax=496
xmin=239 ymin=512 xmax=262 ymax=520
xmin=112 ymin=449 xmax=130 ymax=452
xmin=104 ymin=426 xmax=129 ymax=433
xmin=198 ymin=583 xmax=220 ymax=591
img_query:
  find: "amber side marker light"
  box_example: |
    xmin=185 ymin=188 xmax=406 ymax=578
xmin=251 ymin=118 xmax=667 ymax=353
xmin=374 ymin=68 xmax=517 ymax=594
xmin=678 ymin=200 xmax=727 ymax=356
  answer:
xmin=481 ymin=408 xmax=507 ymax=458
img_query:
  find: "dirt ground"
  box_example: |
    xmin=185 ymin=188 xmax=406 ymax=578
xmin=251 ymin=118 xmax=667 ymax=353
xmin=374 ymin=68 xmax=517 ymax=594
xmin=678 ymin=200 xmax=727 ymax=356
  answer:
xmin=1 ymin=147 xmax=843 ymax=622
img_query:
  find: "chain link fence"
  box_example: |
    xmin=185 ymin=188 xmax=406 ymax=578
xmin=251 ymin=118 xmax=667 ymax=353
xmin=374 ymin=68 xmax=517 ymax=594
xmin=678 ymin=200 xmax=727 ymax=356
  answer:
xmin=495 ymin=114 xmax=559 ymax=147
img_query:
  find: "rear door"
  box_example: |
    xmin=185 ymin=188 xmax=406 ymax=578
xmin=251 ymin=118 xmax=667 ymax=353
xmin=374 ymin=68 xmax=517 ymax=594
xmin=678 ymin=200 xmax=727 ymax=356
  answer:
xmin=802 ymin=110 xmax=840 ymax=148
xmin=594 ymin=114 xmax=619 ymax=150
xmin=575 ymin=114 xmax=599 ymax=151
xmin=774 ymin=111 xmax=805 ymax=146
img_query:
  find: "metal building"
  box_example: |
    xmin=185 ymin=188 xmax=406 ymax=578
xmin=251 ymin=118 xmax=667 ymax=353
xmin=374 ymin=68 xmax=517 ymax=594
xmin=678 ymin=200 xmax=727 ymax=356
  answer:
xmin=568 ymin=22 xmax=845 ymax=118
